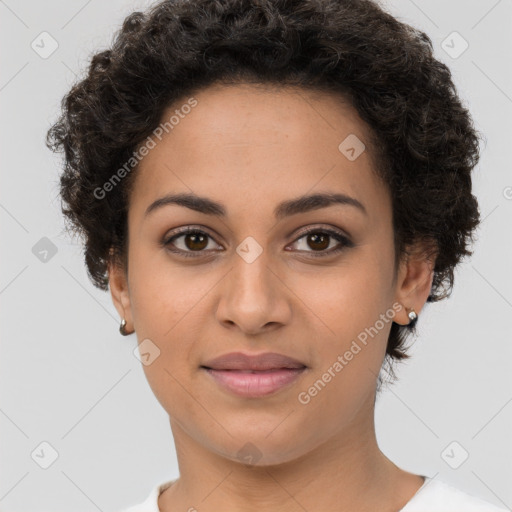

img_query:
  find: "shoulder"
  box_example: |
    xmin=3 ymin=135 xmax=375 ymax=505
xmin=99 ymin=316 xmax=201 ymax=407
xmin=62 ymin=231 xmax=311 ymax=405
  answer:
xmin=400 ymin=477 xmax=510 ymax=512
xmin=117 ymin=476 xmax=510 ymax=512
xmin=118 ymin=479 xmax=177 ymax=512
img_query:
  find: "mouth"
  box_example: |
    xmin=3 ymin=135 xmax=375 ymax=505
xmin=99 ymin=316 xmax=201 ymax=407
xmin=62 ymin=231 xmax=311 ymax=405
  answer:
xmin=200 ymin=366 xmax=307 ymax=398
xmin=199 ymin=351 xmax=308 ymax=398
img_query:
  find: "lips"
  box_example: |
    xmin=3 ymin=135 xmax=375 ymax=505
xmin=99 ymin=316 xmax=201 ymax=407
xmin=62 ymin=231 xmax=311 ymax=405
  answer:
xmin=200 ymin=352 xmax=307 ymax=398
xmin=201 ymin=351 xmax=307 ymax=371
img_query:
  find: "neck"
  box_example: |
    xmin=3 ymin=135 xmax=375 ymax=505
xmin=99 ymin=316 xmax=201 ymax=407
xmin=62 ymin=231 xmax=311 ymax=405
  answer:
xmin=158 ymin=397 xmax=424 ymax=512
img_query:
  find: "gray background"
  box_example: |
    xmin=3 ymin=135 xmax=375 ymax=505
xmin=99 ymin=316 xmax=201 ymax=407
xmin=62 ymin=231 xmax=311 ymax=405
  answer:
xmin=1 ymin=0 xmax=511 ymax=510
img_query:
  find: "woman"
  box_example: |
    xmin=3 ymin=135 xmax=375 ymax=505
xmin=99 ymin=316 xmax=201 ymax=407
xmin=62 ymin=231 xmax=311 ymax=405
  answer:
xmin=46 ymin=0 xmax=508 ymax=510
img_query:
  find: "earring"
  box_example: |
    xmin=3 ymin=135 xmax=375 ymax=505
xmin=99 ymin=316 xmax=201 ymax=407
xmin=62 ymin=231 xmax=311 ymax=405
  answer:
xmin=407 ymin=308 xmax=418 ymax=323
xmin=119 ymin=318 xmax=130 ymax=336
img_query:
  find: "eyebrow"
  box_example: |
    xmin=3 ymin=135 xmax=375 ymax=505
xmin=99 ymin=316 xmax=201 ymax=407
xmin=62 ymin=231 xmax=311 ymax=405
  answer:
xmin=144 ymin=191 xmax=367 ymax=220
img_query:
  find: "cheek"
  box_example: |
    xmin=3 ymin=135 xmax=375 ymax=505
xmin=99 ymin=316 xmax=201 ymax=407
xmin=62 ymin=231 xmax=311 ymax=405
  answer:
xmin=127 ymin=249 xmax=216 ymax=408
xmin=302 ymin=255 xmax=393 ymax=342
xmin=293 ymin=276 xmax=390 ymax=439
xmin=297 ymin=254 xmax=393 ymax=393
xmin=128 ymin=244 xmax=211 ymax=336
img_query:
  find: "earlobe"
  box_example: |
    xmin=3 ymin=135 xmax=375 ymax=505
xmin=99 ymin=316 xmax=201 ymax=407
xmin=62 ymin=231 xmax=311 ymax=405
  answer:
xmin=108 ymin=259 xmax=134 ymax=335
xmin=394 ymin=242 xmax=436 ymax=326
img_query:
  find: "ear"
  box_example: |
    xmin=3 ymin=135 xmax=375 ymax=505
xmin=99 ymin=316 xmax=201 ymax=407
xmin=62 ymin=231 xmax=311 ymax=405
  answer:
xmin=108 ymin=255 xmax=134 ymax=334
xmin=393 ymin=239 xmax=437 ymax=326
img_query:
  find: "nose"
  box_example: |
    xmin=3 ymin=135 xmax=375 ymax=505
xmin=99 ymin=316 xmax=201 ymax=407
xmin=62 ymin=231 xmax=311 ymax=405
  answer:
xmin=215 ymin=247 xmax=292 ymax=336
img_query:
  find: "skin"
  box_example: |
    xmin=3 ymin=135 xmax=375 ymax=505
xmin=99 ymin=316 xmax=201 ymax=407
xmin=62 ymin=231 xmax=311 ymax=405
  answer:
xmin=109 ymin=83 xmax=435 ymax=512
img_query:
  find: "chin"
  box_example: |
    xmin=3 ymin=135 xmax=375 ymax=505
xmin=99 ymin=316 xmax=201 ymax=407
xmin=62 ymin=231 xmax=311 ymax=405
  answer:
xmin=207 ymin=428 xmax=311 ymax=468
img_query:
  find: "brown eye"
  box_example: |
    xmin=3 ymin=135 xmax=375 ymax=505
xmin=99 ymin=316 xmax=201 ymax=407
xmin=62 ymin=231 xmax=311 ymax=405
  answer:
xmin=163 ymin=228 xmax=221 ymax=257
xmin=305 ymin=232 xmax=330 ymax=251
xmin=183 ymin=232 xmax=208 ymax=251
xmin=289 ymin=228 xmax=353 ymax=257
xmin=163 ymin=226 xmax=353 ymax=259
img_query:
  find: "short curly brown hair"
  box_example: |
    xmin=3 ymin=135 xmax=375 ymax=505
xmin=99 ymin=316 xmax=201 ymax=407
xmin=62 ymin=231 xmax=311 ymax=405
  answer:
xmin=46 ymin=0 xmax=483 ymax=372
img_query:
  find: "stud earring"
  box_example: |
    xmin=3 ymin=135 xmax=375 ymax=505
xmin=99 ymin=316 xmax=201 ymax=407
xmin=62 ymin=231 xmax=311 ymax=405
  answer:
xmin=119 ymin=318 xmax=130 ymax=336
xmin=407 ymin=308 xmax=418 ymax=323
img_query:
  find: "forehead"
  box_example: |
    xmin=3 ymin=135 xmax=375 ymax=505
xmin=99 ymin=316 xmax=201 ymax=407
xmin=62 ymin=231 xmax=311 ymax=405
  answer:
xmin=129 ymin=83 xmax=389 ymax=223
xmin=167 ymin=82 xmax=369 ymax=148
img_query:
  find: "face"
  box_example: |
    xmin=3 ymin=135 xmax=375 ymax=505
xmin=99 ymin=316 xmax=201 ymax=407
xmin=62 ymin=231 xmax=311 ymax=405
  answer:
xmin=109 ymin=83 xmax=433 ymax=466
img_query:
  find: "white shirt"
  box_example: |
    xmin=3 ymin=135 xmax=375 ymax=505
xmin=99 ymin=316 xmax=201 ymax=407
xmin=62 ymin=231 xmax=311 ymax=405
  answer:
xmin=120 ymin=476 xmax=510 ymax=512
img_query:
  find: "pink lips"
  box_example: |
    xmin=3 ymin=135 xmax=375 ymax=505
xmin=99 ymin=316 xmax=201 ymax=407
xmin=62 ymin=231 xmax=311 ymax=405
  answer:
xmin=201 ymin=351 xmax=307 ymax=398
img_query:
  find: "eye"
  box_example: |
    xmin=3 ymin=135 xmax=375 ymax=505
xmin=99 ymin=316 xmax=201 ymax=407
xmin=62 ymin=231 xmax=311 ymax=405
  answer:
xmin=287 ymin=227 xmax=353 ymax=257
xmin=162 ymin=227 xmax=222 ymax=258
xmin=162 ymin=225 xmax=353 ymax=259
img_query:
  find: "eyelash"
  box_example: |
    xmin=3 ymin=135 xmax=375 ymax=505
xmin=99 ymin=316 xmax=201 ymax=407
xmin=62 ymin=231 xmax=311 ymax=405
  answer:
xmin=161 ymin=225 xmax=354 ymax=259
